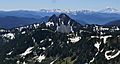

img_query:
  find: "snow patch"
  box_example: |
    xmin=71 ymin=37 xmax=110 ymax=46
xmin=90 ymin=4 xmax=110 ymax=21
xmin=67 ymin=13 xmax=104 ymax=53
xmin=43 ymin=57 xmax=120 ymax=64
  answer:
xmin=105 ymin=50 xmax=120 ymax=60
xmin=94 ymin=42 xmax=101 ymax=51
xmin=20 ymin=47 xmax=34 ymax=57
xmin=89 ymin=57 xmax=95 ymax=63
xmin=0 ymin=29 xmax=5 ymax=32
xmin=67 ymin=41 xmax=69 ymax=44
xmin=21 ymin=31 xmax=26 ymax=34
xmin=101 ymin=35 xmax=112 ymax=44
xmin=46 ymin=22 xmax=54 ymax=27
xmin=70 ymin=26 xmax=74 ymax=33
xmin=16 ymin=60 xmax=20 ymax=64
xmin=40 ymin=47 xmax=46 ymax=50
xmin=6 ymin=51 xmax=13 ymax=55
xmin=91 ymin=35 xmax=112 ymax=44
xmin=51 ymin=42 xmax=54 ymax=45
xmin=23 ymin=61 xmax=26 ymax=64
xmin=40 ymin=40 xmax=44 ymax=43
xmin=19 ymin=27 xmax=24 ymax=31
xmin=32 ymin=37 xmax=36 ymax=42
xmin=49 ymin=38 xmax=52 ymax=41
xmin=68 ymin=20 xmax=71 ymax=25
xmin=68 ymin=36 xmax=81 ymax=43
xmin=34 ymin=24 xmax=40 ymax=28
xmin=41 ymin=29 xmax=48 ymax=30
xmin=50 ymin=59 xmax=57 ymax=64
xmin=37 ymin=55 xmax=46 ymax=62
xmin=2 ymin=33 xmax=15 ymax=39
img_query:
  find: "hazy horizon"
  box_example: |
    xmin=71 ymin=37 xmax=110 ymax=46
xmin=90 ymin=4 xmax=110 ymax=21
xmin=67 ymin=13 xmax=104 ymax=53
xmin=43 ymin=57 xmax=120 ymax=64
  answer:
xmin=0 ymin=7 xmax=119 ymax=11
xmin=0 ymin=0 xmax=120 ymax=10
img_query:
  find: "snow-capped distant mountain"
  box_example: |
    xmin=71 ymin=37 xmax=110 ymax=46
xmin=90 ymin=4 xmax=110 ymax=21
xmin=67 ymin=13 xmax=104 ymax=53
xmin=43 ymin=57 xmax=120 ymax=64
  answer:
xmin=39 ymin=8 xmax=120 ymax=14
xmin=40 ymin=9 xmax=74 ymax=13
xmin=39 ymin=8 xmax=120 ymax=24
xmin=0 ymin=7 xmax=120 ymax=15
xmin=98 ymin=7 xmax=120 ymax=13
xmin=39 ymin=9 xmax=95 ymax=15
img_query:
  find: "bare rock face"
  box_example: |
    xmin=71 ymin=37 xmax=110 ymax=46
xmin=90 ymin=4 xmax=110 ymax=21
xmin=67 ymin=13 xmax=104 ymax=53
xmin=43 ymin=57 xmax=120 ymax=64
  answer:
xmin=46 ymin=13 xmax=82 ymax=33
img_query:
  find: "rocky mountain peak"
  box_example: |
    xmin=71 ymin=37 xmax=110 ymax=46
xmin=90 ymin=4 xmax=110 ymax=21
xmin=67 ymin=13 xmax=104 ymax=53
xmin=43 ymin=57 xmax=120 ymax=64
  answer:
xmin=46 ymin=13 xmax=82 ymax=33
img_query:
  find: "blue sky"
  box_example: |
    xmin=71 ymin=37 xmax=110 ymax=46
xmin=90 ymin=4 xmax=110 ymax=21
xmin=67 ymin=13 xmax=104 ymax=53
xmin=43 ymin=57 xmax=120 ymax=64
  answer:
xmin=0 ymin=0 xmax=119 ymax=10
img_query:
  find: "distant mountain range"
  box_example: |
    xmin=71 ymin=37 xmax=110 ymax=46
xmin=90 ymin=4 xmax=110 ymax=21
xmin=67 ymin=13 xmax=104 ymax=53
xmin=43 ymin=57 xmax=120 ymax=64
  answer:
xmin=0 ymin=7 xmax=120 ymax=29
xmin=0 ymin=16 xmax=49 ymax=29
xmin=106 ymin=20 xmax=120 ymax=26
